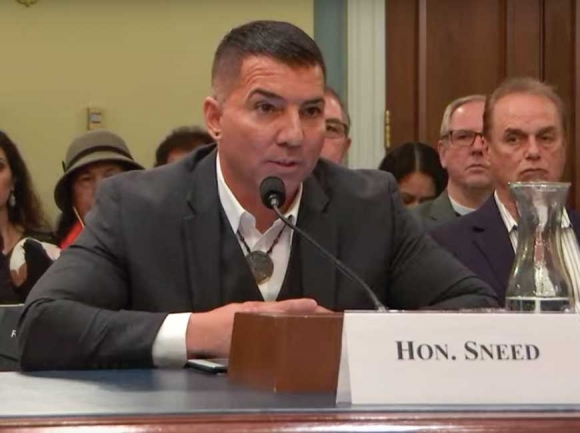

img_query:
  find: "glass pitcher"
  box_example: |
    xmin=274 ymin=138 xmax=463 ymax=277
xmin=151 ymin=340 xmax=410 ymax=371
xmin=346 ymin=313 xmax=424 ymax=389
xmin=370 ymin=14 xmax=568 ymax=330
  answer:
xmin=505 ymin=181 xmax=574 ymax=312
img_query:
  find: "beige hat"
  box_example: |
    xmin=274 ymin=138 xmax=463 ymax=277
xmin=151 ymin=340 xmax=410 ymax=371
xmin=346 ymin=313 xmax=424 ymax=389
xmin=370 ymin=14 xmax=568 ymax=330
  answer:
xmin=54 ymin=129 xmax=144 ymax=211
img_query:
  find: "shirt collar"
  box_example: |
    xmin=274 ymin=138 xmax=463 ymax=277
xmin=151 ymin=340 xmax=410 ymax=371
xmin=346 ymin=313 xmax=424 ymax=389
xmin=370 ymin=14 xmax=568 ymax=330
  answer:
xmin=216 ymin=152 xmax=302 ymax=234
xmin=448 ymin=195 xmax=475 ymax=216
xmin=494 ymin=190 xmax=571 ymax=232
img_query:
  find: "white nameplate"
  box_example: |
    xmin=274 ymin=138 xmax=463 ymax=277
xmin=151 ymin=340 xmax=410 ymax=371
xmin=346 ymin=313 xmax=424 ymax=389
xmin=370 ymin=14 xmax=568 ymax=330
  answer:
xmin=336 ymin=312 xmax=580 ymax=405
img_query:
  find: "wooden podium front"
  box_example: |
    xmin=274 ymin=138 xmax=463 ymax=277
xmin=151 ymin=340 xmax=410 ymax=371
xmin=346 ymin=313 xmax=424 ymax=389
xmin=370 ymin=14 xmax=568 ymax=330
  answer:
xmin=228 ymin=312 xmax=343 ymax=392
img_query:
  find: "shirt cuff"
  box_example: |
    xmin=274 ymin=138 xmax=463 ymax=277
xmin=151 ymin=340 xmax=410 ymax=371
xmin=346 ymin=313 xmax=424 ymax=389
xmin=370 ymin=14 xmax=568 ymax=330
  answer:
xmin=152 ymin=313 xmax=191 ymax=368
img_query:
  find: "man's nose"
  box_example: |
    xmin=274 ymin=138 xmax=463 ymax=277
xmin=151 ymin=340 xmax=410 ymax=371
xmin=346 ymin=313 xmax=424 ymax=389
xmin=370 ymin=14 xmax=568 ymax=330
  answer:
xmin=279 ymin=110 xmax=304 ymax=147
xmin=471 ymin=133 xmax=485 ymax=153
xmin=524 ymin=137 xmax=541 ymax=159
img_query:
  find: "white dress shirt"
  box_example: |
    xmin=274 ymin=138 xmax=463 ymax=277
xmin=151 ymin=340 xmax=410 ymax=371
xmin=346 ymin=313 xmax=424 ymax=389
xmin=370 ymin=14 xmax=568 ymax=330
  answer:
xmin=494 ymin=191 xmax=580 ymax=310
xmin=152 ymin=153 xmax=302 ymax=367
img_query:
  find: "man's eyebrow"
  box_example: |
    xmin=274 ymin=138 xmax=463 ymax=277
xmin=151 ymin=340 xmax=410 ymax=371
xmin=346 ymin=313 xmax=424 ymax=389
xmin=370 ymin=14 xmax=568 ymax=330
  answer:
xmin=536 ymin=125 xmax=558 ymax=135
xmin=503 ymin=128 xmax=527 ymax=135
xmin=247 ymin=89 xmax=324 ymax=106
xmin=503 ymin=126 xmax=559 ymax=136
xmin=248 ymin=88 xmax=283 ymax=101
xmin=302 ymin=97 xmax=325 ymax=106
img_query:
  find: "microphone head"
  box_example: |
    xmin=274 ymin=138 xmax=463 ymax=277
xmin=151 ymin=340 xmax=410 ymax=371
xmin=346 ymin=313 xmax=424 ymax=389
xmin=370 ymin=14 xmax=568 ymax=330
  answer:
xmin=260 ymin=176 xmax=286 ymax=209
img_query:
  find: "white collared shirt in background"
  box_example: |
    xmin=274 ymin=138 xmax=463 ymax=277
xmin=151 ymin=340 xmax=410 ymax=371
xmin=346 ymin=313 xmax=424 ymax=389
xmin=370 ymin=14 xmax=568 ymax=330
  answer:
xmin=494 ymin=191 xmax=580 ymax=310
xmin=152 ymin=153 xmax=302 ymax=367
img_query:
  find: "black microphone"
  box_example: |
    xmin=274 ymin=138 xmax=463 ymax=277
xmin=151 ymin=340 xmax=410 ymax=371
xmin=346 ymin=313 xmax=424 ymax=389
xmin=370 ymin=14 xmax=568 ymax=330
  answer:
xmin=259 ymin=176 xmax=387 ymax=312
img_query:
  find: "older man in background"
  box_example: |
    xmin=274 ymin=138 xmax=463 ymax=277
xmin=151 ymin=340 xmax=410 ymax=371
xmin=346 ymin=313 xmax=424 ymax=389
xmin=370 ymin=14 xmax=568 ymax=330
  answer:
xmin=415 ymin=95 xmax=493 ymax=228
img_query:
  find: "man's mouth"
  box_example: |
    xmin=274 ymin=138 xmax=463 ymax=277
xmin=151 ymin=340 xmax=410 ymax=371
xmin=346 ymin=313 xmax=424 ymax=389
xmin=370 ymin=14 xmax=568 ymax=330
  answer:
xmin=467 ymin=163 xmax=487 ymax=169
xmin=270 ymin=160 xmax=299 ymax=168
xmin=519 ymin=168 xmax=549 ymax=180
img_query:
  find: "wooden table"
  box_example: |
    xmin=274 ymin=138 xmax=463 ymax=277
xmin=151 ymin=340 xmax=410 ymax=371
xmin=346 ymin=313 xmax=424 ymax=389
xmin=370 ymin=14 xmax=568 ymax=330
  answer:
xmin=1 ymin=369 xmax=579 ymax=432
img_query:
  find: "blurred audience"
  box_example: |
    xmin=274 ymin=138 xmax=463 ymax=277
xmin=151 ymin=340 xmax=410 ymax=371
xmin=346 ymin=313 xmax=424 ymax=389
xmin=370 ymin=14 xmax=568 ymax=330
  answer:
xmin=0 ymin=131 xmax=58 ymax=303
xmin=320 ymin=86 xmax=351 ymax=164
xmin=55 ymin=130 xmax=144 ymax=249
xmin=378 ymin=142 xmax=447 ymax=207
xmin=154 ymin=126 xmax=214 ymax=167
xmin=414 ymin=95 xmax=493 ymax=228
xmin=431 ymin=77 xmax=577 ymax=302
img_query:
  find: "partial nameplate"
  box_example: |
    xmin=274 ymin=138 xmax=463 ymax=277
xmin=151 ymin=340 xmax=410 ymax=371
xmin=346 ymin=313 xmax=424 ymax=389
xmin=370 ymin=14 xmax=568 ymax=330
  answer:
xmin=336 ymin=311 xmax=580 ymax=405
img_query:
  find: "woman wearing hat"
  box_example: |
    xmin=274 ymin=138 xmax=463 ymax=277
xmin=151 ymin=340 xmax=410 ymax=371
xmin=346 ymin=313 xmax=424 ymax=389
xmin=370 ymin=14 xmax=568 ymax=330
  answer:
xmin=0 ymin=131 xmax=58 ymax=303
xmin=55 ymin=130 xmax=144 ymax=249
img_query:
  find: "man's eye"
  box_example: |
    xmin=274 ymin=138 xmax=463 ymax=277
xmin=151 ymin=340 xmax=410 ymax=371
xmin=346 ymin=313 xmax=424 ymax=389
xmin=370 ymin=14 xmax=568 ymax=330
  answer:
xmin=326 ymin=124 xmax=340 ymax=133
xmin=539 ymin=134 xmax=555 ymax=142
xmin=256 ymin=102 xmax=276 ymax=114
xmin=103 ymin=171 xmax=118 ymax=179
xmin=303 ymin=106 xmax=322 ymax=118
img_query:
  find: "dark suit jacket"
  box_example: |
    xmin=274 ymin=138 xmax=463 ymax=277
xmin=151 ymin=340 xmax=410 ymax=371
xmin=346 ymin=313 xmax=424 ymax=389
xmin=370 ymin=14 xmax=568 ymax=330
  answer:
xmin=430 ymin=195 xmax=580 ymax=301
xmin=19 ymin=146 xmax=497 ymax=370
xmin=413 ymin=190 xmax=457 ymax=229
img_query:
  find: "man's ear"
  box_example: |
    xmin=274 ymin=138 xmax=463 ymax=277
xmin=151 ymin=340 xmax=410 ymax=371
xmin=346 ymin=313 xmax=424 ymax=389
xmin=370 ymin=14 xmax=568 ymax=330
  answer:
xmin=437 ymin=140 xmax=448 ymax=169
xmin=203 ymin=96 xmax=222 ymax=143
xmin=343 ymin=137 xmax=352 ymax=158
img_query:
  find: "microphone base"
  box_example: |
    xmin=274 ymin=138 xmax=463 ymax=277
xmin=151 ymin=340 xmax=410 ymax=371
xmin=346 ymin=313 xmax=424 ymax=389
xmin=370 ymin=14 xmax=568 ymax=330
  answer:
xmin=229 ymin=312 xmax=343 ymax=392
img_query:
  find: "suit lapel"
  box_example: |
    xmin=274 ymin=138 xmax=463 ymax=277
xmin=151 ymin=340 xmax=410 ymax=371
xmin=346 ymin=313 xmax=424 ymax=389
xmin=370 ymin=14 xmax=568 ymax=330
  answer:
xmin=182 ymin=150 xmax=223 ymax=312
xmin=471 ymin=196 xmax=514 ymax=299
xmin=429 ymin=191 xmax=456 ymax=222
xmin=297 ymin=176 xmax=337 ymax=310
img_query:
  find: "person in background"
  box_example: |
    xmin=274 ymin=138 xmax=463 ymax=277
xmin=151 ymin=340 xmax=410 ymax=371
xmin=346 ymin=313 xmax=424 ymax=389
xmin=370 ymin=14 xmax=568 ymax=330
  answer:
xmin=378 ymin=142 xmax=448 ymax=207
xmin=154 ymin=126 xmax=214 ymax=167
xmin=431 ymin=77 xmax=580 ymax=303
xmin=0 ymin=131 xmax=58 ymax=303
xmin=320 ymin=86 xmax=351 ymax=164
xmin=54 ymin=129 xmax=144 ymax=249
xmin=414 ymin=95 xmax=493 ymax=228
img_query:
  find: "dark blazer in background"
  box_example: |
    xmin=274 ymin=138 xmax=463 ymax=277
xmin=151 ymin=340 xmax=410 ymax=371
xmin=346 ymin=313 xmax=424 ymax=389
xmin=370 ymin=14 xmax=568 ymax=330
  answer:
xmin=430 ymin=195 xmax=580 ymax=301
xmin=413 ymin=190 xmax=458 ymax=229
xmin=19 ymin=145 xmax=497 ymax=370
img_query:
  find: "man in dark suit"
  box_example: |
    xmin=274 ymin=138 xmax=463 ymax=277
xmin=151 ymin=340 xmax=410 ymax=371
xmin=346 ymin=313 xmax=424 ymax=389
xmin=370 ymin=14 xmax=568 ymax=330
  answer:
xmin=431 ymin=77 xmax=580 ymax=303
xmin=414 ymin=95 xmax=493 ymax=228
xmin=18 ymin=20 xmax=497 ymax=371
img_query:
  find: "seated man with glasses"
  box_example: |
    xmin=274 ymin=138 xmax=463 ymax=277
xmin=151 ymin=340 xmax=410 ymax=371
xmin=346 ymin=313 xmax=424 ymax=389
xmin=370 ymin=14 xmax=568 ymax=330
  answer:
xmin=414 ymin=95 xmax=493 ymax=228
xmin=320 ymin=86 xmax=351 ymax=164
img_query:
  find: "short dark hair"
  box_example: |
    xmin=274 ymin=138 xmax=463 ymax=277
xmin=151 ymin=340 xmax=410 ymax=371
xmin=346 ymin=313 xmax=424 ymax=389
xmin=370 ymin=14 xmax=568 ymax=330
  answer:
xmin=212 ymin=20 xmax=326 ymax=95
xmin=483 ymin=77 xmax=566 ymax=140
xmin=0 ymin=131 xmax=49 ymax=231
xmin=154 ymin=126 xmax=214 ymax=167
xmin=325 ymin=86 xmax=351 ymax=134
xmin=378 ymin=142 xmax=448 ymax=196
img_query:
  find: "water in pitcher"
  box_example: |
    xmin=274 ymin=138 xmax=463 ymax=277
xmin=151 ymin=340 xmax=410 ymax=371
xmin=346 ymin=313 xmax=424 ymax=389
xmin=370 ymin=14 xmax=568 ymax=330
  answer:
xmin=505 ymin=296 xmax=572 ymax=313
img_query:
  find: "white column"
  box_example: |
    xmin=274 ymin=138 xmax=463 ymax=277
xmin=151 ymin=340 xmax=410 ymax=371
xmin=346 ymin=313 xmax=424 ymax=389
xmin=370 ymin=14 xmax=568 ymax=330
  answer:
xmin=346 ymin=0 xmax=386 ymax=169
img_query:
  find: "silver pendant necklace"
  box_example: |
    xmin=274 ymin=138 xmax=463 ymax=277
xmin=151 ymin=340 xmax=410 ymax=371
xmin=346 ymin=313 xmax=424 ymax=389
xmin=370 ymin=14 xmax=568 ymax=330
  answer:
xmin=237 ymin=223 xmax=287 ymax=285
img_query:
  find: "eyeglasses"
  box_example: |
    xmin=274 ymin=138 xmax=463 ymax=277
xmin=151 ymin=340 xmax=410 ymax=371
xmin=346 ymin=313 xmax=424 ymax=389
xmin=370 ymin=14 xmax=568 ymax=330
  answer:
xmin=325 ymin=120 xmax=349 ymax=139
xmin=441 ymin=129 xmax=484 ymax=147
